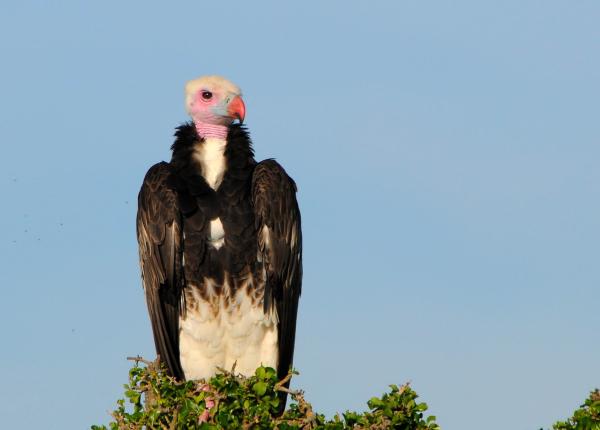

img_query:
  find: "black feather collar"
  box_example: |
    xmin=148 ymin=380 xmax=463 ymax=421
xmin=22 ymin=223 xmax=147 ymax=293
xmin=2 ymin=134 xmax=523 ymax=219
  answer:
xmin=170 ymin=122 xmax=254 ymax=168
xmin=169 ymin=122 xmax=256 ymax=199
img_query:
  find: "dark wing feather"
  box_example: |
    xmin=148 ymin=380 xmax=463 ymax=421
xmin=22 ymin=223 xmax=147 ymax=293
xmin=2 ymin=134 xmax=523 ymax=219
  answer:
xmin=137 ymin=162 xmax=185 ymax=379
xmin=252 ymin=160 xmax=302 ymax=401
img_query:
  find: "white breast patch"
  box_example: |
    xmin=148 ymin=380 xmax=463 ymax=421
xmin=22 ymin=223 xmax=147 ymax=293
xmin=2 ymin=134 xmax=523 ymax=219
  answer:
xmin=179 ymin=282 xmax=279 ymax=381
xmin=193 ymin=138 xmax=227 ymax=190
xmin=208 ymin=218 xmax=225 ymax=249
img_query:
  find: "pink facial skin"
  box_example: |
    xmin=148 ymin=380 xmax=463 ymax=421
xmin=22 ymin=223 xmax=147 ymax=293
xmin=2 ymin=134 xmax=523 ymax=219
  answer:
xmin=190 ymin=90 xmax=245 ymax=139
xmin=190 ymin=90 xmax=227 ymax=124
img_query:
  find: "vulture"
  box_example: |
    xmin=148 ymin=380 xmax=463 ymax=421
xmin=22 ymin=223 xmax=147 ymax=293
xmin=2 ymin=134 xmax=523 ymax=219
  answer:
xmin=136 ymin=76 xmax=302 ymax=407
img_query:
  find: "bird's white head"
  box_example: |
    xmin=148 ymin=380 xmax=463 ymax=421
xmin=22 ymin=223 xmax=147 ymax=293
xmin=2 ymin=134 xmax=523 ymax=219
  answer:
xmin=185 ymin=75 xmax=245 ymax=140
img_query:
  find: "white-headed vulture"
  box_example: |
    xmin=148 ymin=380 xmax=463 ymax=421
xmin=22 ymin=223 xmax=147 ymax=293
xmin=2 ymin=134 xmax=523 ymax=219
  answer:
xmin=136 ymin=76 xmax=302 ymax=408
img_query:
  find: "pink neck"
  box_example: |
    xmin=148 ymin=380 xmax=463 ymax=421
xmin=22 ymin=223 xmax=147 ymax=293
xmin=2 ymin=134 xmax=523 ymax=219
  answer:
xmin=194 ymin=121 xmax=229 ymax=140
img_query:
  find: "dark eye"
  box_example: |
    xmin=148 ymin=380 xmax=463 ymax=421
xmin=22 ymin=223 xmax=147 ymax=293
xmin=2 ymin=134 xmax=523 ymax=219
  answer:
xmin=201 ymin=90 xmax=213 ymax=100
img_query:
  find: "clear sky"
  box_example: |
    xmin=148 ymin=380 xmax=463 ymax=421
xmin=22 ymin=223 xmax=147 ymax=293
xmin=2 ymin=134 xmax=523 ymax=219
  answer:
xmin=1 ymin=1 xmax=599 ymax=429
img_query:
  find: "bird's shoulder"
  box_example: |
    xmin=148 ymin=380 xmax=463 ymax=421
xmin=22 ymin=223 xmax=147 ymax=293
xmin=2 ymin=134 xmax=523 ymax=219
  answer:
xmin=141 ymin=161 xmax=175 ymax=187
xmin=252 ymin=159 xmax=298 ymax=222
xmin=138 ymin=162 xmax=186 ymax=208
xmin=253 ymin=159 xmax=297 ymax=189
xmin=136 ymin=162 xmax=182 ymax=243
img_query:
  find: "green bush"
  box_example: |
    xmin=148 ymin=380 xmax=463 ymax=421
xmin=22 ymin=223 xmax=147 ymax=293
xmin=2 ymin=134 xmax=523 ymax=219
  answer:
xmin=93 ymin=357 xmax=600 ymax=429
xmin=550 ymin=389 xmax=600 ymax=430
xmin=92 ymin=357 xmax=440 ymax=430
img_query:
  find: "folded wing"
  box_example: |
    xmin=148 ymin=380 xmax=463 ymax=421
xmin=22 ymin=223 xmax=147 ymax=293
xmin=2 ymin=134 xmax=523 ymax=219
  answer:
xmin=136 ymin=162 xmax=185 ymax=379
xmin=252 ymin=159 xmax=302 ymax=387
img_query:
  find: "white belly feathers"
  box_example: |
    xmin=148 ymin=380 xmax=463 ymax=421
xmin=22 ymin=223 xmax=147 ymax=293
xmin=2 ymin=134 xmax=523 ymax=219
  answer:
xmin=179 ymin=281 xmax=279 ymax=380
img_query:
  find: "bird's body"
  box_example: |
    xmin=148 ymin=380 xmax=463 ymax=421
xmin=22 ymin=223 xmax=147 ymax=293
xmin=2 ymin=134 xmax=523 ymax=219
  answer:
xmin=136 ymin=77 xmax=302 ymax=404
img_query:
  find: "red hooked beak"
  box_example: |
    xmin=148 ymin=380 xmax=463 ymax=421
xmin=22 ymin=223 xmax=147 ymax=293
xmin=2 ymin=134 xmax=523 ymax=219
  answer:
xmin=227 ymin=96 xmax=246 ymax=124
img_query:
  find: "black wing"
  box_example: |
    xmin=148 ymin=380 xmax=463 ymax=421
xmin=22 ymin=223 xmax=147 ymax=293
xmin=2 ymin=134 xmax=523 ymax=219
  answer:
xmin=252 ymin=160 xmax=302 ymax=390
xmin=136 ymin=162 xmax=185 ymax=379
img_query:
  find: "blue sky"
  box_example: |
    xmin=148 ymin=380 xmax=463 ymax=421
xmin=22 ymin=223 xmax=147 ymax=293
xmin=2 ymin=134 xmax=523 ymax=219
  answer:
xmin=1 ymin=1 xmax=599 ymax=429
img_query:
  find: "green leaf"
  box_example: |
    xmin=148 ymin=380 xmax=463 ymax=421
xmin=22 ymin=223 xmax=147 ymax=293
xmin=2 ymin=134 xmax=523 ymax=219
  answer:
xmin=253 ymin=381 xmax=268 ymax=396
xmin=417 ymin=402 xmax=429 ymax=411
xmin=367 ymin=397 xmax=384 ymax=409
xmin=255 ymin=366 xmax=266 ymax=379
